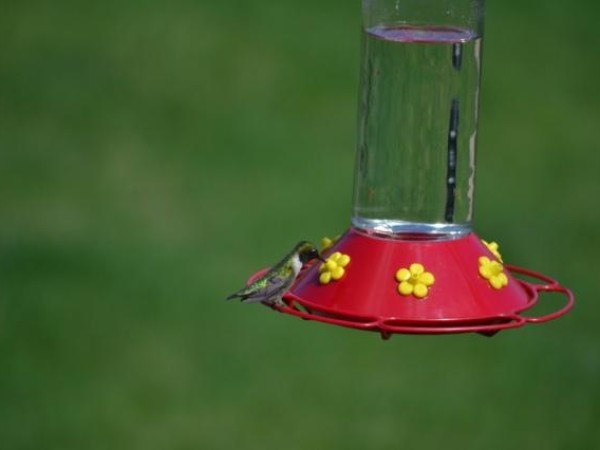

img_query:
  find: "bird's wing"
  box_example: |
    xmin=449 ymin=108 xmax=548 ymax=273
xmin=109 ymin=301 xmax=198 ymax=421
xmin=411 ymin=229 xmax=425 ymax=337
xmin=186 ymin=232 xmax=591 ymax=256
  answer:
xmin=239 ymin=266 xmax=294 ymax=302
xmin=246 ymin=273 xmax=292 ymax=302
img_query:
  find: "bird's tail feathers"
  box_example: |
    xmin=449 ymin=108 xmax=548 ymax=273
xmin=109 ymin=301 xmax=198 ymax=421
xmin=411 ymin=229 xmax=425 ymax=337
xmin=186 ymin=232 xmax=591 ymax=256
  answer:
xmin=226 ymin=290 xmax=249 ymax=301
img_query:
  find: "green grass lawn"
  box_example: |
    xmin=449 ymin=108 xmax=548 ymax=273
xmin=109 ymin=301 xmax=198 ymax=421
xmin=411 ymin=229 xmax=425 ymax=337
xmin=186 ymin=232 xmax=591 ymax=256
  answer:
xmin=1 ymin=1 xmax=599 ymax=449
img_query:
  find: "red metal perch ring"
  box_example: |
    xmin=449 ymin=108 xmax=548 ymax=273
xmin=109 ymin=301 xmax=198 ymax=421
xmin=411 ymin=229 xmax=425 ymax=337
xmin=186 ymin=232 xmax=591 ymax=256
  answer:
xmin=274 ymin=266 xmax=574 ymax=338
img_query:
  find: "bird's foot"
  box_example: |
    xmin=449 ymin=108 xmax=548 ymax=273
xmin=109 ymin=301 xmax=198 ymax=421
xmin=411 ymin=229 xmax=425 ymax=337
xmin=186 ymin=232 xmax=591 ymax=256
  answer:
xmin=272 ymin=297 xmax=287 ymax=309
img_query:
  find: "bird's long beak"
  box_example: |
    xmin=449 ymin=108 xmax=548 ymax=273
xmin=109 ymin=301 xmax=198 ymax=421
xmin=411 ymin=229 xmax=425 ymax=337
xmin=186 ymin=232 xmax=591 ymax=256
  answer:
xmin=318 ymin=256 xmax=327 ymax=263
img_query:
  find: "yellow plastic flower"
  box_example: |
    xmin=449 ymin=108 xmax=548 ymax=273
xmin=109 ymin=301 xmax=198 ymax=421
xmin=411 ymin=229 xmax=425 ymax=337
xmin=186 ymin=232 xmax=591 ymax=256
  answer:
xmin=395 ymin=263 xmax=435 ymax=299
xmin=478 ymin=256 xmax=508 ymax=289
xmin=482 ymin=239 xmax=503 ymax=262
xmin=320 ymin=235 xmax=340 ymax=252
xmin=319 ymin=251 xmax=351 ymax=284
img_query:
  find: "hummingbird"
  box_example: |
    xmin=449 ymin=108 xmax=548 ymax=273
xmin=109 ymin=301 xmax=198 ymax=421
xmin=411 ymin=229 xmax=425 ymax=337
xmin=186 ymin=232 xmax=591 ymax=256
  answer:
xmin=226 ymin=241 xmax=324 ymax=308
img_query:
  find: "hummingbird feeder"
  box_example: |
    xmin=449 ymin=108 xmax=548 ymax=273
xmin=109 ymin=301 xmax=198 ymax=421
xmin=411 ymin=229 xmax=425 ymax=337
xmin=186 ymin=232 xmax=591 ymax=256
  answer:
xmin=249 ymin=0 xmax=574 ymax=338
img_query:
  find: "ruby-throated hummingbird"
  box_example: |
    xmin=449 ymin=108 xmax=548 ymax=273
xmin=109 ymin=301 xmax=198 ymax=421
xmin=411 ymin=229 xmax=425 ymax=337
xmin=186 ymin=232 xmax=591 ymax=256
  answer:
xmin=226 ymin=241 xmax=324 ymax=307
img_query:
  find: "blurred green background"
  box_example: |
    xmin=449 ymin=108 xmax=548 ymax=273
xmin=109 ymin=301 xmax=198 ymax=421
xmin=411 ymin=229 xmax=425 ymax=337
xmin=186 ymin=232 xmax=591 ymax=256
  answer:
xmin=1 ymin=0 xmax=599 ymax=449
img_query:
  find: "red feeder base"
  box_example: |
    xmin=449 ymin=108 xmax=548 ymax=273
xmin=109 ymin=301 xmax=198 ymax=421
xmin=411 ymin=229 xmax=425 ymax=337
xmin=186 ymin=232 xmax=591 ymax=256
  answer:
xmin=250 ymin=229 xmax=574 ymax=338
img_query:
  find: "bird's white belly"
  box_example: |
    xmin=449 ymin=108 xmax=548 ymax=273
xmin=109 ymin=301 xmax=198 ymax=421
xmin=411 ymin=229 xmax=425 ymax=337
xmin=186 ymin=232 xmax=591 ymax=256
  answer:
xmin=291 ymin=255 xmax=303 ymax=275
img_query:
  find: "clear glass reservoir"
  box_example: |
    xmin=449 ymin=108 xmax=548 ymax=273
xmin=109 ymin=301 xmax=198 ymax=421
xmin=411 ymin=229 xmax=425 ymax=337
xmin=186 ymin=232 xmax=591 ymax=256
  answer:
xmin=352 ymin=0 xmax=484 ymax=239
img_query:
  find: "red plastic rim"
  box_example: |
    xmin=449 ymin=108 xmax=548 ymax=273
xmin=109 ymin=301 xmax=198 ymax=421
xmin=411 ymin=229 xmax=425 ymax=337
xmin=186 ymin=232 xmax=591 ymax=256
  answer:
xmin=246 ymin=229 xmax=575 ymax=338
